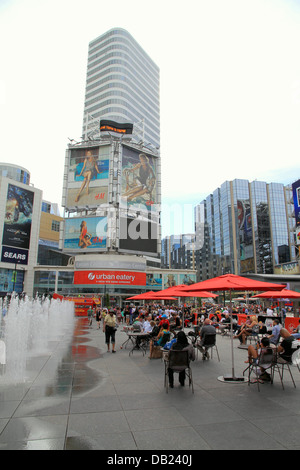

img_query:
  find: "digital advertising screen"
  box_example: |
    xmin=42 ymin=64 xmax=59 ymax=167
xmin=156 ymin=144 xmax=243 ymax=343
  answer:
xmin=100 ymin=120 xmax=133 ymax=134
xmin=119 ymin=216 xmax=158 ymax=255
xmin=63 ymin=216 xmax=107 ymax=252
xmin=65 ymin=145 xmax=110 ymax=208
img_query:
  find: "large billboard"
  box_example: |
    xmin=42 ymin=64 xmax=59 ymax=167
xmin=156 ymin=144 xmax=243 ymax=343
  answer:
xmin=119 ymin=216 xmax=158 ymax=255
xmin=292 ymin=179 xmax=300 ymax=246
xmin=2 ymin=183 xmax=34 ymax=252
xmin=74 ymin=270 xmax=146 ymax=286
xmin=292 ymin=179 xmax=300 ymax=225
xmin=63 ymin=216 xmax=107 ymax=252
xmin=65 ymin=145 xmax=110 ymax=208
xmin=120 ymin=145 xmax=158 ymax=212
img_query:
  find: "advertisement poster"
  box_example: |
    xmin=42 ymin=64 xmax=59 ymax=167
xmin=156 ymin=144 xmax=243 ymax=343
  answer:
xmin=63 ymin=216 xmax=107 ymax=251
xmin=292 ymin=179 xmax=300 ymax=227
xmin=2 ymin=183 xmax=34 ymax=249
xmin=146 ymin=273 xmax=162 ymax=288
xmin=120 ymin=146 xmax=157 ymax=212
xmin=179 ymin=273 xmax=196 ymax=285
xmin=66 ymin=146 xmax=109 ymax=208
xmin=163 ymin=273 xmax=179 ymax=288
xmin=0 ymin=267 xmax=24 ymax=293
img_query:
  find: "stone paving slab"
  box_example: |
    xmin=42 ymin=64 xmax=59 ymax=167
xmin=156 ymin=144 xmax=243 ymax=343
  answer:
xmin=0 ymin=317 xmax=299 ymax=451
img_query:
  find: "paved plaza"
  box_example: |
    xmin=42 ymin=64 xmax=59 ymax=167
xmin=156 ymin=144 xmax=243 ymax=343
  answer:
xmin=0 ymin=316 xmax=300 ymax=451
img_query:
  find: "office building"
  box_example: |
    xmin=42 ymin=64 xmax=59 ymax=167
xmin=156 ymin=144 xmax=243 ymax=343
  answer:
xmin=0 ymin=163 xmax=43 ymax=295
xmin=82 ymin=28 xmax=160 ymax=149
xmin=195 ymin=179 xmax=298 ymax=280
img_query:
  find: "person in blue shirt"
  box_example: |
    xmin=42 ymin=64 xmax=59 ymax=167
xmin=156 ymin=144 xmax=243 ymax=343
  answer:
xmin=267 ymin=318 xmax=282 ymax=345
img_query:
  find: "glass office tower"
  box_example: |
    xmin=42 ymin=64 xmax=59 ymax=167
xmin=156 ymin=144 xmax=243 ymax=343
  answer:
xmin=82 ymin=28 xmax=160 ymax=149
xmin=195 ymin=179 xmax=297 ymax=279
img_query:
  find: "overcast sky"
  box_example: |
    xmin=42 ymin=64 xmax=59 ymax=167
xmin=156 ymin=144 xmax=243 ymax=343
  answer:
xmin=1 ymin=0 xmax=300 ymax=236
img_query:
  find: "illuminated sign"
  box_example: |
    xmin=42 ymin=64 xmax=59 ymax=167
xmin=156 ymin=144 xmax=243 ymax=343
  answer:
xmin=74 ymin=270 xmax=146 ymax=286
xmin=100 ymin=120 xmax=133 ymax=135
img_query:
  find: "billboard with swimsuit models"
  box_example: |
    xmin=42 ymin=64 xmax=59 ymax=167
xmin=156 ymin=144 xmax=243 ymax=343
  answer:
xmin=120 ymin=145 xmax=158 ymax=213
xmin=65 ymin=145 xmax=110 ymax=209
xmin=63 ymin=216 xmax=107 ymax=252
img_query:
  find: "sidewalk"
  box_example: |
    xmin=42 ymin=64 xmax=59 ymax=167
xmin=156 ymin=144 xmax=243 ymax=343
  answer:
xmin=0 ymin=317 xmax=300 ymax=450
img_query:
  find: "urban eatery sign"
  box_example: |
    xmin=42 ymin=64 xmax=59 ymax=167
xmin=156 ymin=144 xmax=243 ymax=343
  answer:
xmin=74 ymin=270 xmax=146 ymax=286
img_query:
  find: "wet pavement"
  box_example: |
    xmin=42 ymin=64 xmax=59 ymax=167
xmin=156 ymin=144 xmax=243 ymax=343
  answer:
xmin=0 ymin=317 xmax=300 ymax=450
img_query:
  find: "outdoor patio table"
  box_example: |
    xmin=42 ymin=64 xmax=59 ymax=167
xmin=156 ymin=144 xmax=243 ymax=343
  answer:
xmin=120 ymin=327 xmax=134 ymax=350
xmin=127 ymin=332 xmax=150 ymax=355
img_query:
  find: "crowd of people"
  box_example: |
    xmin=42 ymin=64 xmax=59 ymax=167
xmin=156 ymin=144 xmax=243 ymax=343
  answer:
xmin=85 ymin=301 xmax=300 ymax=388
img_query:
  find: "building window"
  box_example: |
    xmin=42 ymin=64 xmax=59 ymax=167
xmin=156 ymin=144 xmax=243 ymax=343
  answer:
xmin=51 ymin=220 xmax=60 ymax=232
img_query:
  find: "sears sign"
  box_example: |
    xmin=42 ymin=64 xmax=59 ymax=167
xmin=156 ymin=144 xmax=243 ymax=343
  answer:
xmin=1 ymin=246 xmax=28 ymax=265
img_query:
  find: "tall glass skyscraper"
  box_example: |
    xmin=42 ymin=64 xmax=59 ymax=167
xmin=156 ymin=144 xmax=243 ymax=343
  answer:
xmin=195 ymin=179 xmax=297 ymax=279
xmin=82 ymin=28 xmax=160 ymax=149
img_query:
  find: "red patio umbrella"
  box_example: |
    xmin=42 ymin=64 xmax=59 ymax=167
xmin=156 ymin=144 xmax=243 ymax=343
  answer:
xmin=181 ymin=274 xmax=286 ymax=294
xmin=149 ymin=284 xmax=217 ymax=299
xmin=182 ymin=274 xmax=286 ymax=383
xmin=126 ymin=291 xmax=157 ymax=300
xmin=144 ymin=295 xmax=177 ymax=301
xmin=127 ymin=291 xmax=177 ymax=301
xmin=167 ymin=288 xmax=218 ymax=298
xmin=252 ymin=289 xmax=300 ymax=324
xmin=149 ymin=285 xmax=185 ymax=296
xmin=252 ymin=289 xmax=300 ymax=299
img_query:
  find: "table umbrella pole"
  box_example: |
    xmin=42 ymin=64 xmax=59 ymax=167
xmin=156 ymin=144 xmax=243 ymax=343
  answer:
xmin=230 ymin=290 xmax=235 ymax=378
xmin=218 ymin=289 xmax=247 ymax=383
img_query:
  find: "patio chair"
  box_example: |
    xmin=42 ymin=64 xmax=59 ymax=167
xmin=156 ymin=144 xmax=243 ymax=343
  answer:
xmin=291 ymin=347 xmax=300 ymax=374
xmin=164 ymin=350 xmax=194 ymax=393
xmin=247 ymin=346 xmax=275 ymax=391
xmin=196 ymin=334 xmax=220 ymax=361
xmin=275 ymin=354 xmax=296 ymax=389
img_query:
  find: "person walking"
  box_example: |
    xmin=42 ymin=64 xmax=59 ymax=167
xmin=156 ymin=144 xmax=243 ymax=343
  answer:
xmin=104 ymin=310 xmax=117 ymax=353
xmin=87 ymin=305 xmax=93 ymax=328
xmin=95 ymin=306 xmax=101 ymax=329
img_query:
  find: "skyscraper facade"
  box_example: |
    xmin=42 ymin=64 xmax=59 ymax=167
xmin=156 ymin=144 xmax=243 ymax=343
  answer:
xmin=195 ymin=179 xmax=297 ymax=280
xmin=58 ymin=28 xmax=163 ymax=304
xmin=82 ymin=28 xmax=160 ymax=149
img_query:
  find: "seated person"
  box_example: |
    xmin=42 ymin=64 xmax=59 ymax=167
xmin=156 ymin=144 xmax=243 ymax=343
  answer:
xmin=148 ymin=321 xmax=160 ymax=338
xmin=168 ymin=331 xmax=195 ymax=388
xmin=197 ymin=319 xmax=216 ymax=359
xmin=234 ymin=316 xmax=258 ymax=345
xmin=267 ymin=318 xmax=282 ymax=345
xmin=277 ymin=328 xmax=294 ymax=363
xmin=292 ymin=319 xmax=300 ymax=340
xmin=210 ymin=314 xmax=219 ymax=326
xmin=149 ymin=323 xmax=171 ymax=357
xmin=155 ymin=323 xmax=170 ymax=346
xmin=143 ymin=315 xmax=153 ymax=333
xmin=218 ymin=313 xmax=231 ymax=334
xmin=158 ymin=315 xmax=170 ymax=329
xmin=245 ymin=336 xmax=273 ymax=382
xmin=170 ymin=312 xmax=182 ymax=333
xmin=132 ymin=317 xmax=144 ymax=331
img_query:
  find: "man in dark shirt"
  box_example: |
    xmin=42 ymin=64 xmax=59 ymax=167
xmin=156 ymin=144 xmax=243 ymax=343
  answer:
xmin=277 ymin=328 xmax=294 ymax=362
xmin=197 ymin=319 xmax=216 ymax=359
